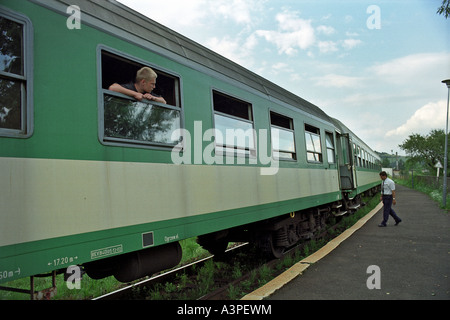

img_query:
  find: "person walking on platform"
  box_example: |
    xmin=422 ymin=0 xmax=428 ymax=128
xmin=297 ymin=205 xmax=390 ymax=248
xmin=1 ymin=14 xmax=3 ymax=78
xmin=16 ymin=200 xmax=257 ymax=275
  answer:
xmin=379 ymin=171 xmax=402 ymax=227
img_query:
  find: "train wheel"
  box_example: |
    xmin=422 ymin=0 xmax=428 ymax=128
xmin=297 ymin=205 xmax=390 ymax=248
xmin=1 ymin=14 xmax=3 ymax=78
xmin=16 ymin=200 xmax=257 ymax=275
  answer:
xmin=197 ymin=234 xmax=228 ymax=256
xmin=258 ymin=232 xmax=285 ymax=259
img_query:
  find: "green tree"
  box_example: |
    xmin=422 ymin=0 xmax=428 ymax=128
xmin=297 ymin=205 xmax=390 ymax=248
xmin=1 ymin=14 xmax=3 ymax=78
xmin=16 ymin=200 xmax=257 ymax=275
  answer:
xmin=399 ymin=129 xmax=448 ymax=175
xmin=437 ymin=0 xmax=450 ymax=18
xmin=381 ymin=157 xmax=390 ymax=168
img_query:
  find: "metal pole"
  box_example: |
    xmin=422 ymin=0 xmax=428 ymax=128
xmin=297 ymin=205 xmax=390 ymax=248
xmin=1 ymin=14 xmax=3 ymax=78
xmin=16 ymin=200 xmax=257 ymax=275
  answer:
xmin=442 ymin=79 xmax=450 ymax=207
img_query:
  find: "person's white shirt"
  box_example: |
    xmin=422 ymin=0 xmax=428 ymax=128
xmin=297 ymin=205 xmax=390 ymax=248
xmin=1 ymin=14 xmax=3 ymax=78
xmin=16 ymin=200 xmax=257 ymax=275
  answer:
xmin=382 ymin=177 xmax=395 ymax=195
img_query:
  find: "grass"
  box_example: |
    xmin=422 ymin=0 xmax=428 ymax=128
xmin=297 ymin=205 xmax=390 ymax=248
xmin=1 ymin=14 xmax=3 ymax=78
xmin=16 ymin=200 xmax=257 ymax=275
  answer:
xmin=396 ymin=177 xmax=450 ymax=211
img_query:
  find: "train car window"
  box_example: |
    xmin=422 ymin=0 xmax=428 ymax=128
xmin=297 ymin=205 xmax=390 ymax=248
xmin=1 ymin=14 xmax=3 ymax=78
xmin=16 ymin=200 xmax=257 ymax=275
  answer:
xmin=357 ymin=146 xmax=362 ymax=167
xmin=325 ymin=132 xmax=335 ymax=164
xmin=99 ymin=50 xmax=182 ymax=149
xmin=361 ymin=149 xmax=364 ymax=167
xmin=101 ymin=51 xmax=180 ymax=107
xmin=270 ymin=112 xmax=296 ymax=160
xmin=212 ymin=90 xmax=255 ymax=157
xmin=363 ymin=150 xmax=368 ymax=168
xmin=305 ymin=124 xmax=322 ymax=163
xmin=103 ymin=96 xmax=181 ymax=145
xmin=361 ymin=148 xmax=364 ymax=167
xmin=0 ymin=12 xmax=33 ymax=138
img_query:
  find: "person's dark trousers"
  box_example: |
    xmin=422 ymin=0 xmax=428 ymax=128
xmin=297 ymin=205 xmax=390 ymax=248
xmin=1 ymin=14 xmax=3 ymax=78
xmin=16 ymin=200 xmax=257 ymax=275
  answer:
xmin=381 ymin=195 xmax=401 ymax=226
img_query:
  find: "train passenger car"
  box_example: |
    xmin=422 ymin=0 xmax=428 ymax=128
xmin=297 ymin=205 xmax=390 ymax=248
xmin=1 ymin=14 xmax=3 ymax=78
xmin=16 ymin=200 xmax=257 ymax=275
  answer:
xmin=0 ymin=0 xmax=380 ymax=288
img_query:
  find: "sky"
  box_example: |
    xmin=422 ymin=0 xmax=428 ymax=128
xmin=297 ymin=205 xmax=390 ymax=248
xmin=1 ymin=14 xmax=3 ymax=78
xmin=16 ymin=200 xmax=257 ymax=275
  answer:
xmin=118 ymin=0 xmax=450 ymax=156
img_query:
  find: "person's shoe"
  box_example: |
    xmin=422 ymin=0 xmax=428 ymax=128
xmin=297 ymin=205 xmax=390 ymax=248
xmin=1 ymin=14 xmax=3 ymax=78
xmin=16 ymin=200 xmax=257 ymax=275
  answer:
xmin=378 ymin=223 xmax=387 ymax=227
xmin=395 ymin=219 xmax=402 ymax=226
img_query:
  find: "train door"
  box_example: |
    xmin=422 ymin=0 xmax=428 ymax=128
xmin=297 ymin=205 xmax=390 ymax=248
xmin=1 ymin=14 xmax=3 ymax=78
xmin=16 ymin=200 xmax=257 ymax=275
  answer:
xmin=336 ymin=133 xmax=356 ymax=190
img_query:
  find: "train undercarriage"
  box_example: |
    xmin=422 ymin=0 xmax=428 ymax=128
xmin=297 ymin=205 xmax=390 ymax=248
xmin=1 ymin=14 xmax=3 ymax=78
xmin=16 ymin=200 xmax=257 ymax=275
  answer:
xmin=197 ymin=187 xmax=378 ymax=259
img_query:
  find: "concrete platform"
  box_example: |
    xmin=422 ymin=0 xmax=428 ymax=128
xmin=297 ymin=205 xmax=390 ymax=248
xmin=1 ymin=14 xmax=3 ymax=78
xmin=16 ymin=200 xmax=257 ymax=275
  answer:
xmin=243 ymin=185 xmax=450 ymax=300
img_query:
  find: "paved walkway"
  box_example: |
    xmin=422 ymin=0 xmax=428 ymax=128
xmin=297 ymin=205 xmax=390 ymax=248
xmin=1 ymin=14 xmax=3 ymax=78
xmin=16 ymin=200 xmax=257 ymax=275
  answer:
xmin=245 ymin=185 xmax=450 ymax=300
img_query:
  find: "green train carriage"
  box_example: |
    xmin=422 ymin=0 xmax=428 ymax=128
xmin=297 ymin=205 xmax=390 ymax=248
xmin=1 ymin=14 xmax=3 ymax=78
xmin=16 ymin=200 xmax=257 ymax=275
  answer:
xmin=0 ymin=0 xmax=380 ymax=286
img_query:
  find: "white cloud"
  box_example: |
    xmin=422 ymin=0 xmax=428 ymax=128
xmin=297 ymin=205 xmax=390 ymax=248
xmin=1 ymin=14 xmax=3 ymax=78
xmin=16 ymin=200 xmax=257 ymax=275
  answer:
xmin=215 ymin=0 xmax=266 ymax=25
xmin=318 ymin=41 xmax=338 ymax=53
xmin=345 ymin=31 xmax=359 ymax=37
xmin=207 ymin=35 xmax=256 ymax=66
xmin=370 ymin=52 xmax=450 ymax=85
xmin=344 ymin=15 xmax=353 ymax=23
xmin=253 ymin=9 xmax=364 ymax=57
xmin=386 ymin=100 xmax=447 ymax=137
xmin=255 ymin=10 xmax=316 ymax=56
xmin=317 ymin=25 xmax=335 ymax=35
xmin=119 ymin=0 xmax=265 ymax=33
xmin=342 ymin=39 xmax=362 ymax=50
xmin=119 ymin=0 xmax=208 ymax=28
xmin=314 ymin=73 xmax=363 ymax=88
xmin=272 ymin=62 xmax=289 ymax=72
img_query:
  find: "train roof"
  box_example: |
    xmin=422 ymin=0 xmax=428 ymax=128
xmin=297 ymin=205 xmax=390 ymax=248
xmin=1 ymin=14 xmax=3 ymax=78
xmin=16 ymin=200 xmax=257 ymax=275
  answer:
xmin=39 ymin=0 xmax=333 ymax=123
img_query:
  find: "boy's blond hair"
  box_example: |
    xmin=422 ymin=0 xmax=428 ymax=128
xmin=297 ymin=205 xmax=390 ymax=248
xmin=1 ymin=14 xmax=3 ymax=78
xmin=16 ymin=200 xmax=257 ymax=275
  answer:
xmin=136 ymin=67 xmax=157 ymax=82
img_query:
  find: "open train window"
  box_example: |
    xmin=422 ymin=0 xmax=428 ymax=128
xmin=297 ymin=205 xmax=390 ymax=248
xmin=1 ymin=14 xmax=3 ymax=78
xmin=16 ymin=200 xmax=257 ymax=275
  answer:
xmin=270 ymin=112 xmax=296 ymax=160
xmin=212 ymin=90 xmax=255 ymax=157
xmin=0 ymin=11 xmax=33 ymax=138
xmin=99 ymin=49 xmax=182 ymax=149
xmin=101 ymin=51 xmax=180 ymax=107
xmin=305 ymin=124 xmax=322 ymax=163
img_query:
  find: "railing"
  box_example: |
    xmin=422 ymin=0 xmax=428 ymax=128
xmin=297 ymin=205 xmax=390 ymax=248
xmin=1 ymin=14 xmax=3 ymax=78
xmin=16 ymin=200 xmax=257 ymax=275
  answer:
xmin=398 ymin=174 xmax=449 ymax=192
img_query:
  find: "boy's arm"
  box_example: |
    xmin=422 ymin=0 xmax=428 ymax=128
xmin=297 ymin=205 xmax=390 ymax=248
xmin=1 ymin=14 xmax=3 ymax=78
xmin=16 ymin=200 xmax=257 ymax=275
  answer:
xmin=109 ymin=83 xmax=144 ymax=101
xmin=145 ymin=94 xmax=166 ymax=104
xmin=109 ymin=83 xmax=166 ymax=103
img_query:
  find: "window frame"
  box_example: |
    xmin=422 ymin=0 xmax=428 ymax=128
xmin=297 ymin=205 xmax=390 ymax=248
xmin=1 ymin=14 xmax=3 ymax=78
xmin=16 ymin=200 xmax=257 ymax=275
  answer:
xmin=325 ymin=131 xmax=335 ymax=164
xmin=357 ymin=146 xmax=362 ymax=167
xmin=270 ymin=111 xmax=297 ymax=161
xmin=0 ymin=7 xmax=34 ymax=138
xmin=304 ymin=123 xmax=323 ymax=163
xmin=97 ymin=46 xmax=184 ymax=150
xmin=212 ymin=89 xmax=256 ymax=158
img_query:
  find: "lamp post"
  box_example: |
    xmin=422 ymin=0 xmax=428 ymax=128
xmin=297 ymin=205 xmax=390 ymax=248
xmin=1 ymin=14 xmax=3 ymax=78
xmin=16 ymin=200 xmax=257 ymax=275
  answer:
xmin=442 ymin=79 xmax=450 ymax=207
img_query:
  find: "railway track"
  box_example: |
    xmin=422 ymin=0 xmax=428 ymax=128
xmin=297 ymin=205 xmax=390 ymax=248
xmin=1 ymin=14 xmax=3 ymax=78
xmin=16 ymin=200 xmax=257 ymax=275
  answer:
xmin=93 ymin=242 xmax=250 ymax=300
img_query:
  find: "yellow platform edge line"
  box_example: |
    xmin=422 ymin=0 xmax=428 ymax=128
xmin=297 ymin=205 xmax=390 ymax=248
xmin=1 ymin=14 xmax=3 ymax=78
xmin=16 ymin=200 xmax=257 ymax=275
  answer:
xmin=241 ymin=202 xmax=383 ymax=300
